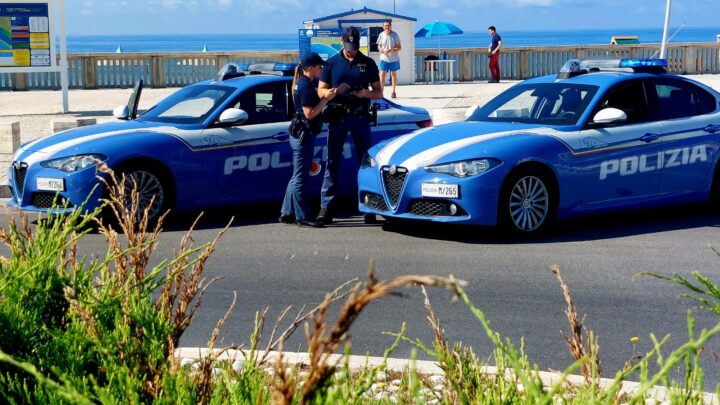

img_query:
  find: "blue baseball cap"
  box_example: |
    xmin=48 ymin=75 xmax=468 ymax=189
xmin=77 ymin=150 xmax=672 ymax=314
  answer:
xmin=300 ymin=52 xmax=325 ymax=68
xmin=342 ymin=27 xmax=360 ymax=51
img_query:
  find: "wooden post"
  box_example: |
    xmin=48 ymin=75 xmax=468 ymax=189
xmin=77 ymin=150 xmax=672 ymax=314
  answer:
xmin=82 ymin=56 xmax=97 ymax=89
xmin=11 ymin=73 xmax=28 ymax=91
xmin=150 ymin=55 xmax=166 ymax=88
xmin=460 ymin=50 xmax=472 ymax=82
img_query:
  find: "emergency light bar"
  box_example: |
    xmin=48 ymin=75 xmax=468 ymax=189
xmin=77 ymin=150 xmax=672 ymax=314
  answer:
xmin=557 ymin=58 xmax=667 ymax=79
xmin=216 ymin=62 xmax=298 ymax=81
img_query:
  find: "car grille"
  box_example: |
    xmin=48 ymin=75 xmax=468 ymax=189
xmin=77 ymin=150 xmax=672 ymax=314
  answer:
xmin=13 ymin=162 xmax=27 ymax=198
xmin=382 ymin=166 xmax=408 ymax=208
xmin=362 ymin=192 xmax=388 ymax=211
xmin=32 ymin=192 xmax=71 ymax=209
xmin=409 ymin=199 xmax=467 ymax=217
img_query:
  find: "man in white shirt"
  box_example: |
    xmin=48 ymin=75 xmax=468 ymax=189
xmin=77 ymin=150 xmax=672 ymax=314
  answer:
xmin=377 ymin=20 xmax=402 ymax=98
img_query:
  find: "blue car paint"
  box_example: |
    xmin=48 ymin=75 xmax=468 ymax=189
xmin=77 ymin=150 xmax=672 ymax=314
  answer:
xmin=8 ymin=74 xmax=431 ymax=216
xmin=358 ymin=69 xmax=720 ymax=229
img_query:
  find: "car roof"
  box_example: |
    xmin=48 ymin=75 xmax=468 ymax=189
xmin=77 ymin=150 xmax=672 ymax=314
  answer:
xmin=191 ymin=73 xmax=290 ymax=91
xmin=525 ymin=70 xmax=695 ymax=89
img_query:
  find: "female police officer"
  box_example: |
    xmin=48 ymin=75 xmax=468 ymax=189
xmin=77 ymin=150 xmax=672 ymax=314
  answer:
xmin=280 ymin=52 xmax=336 ymax=227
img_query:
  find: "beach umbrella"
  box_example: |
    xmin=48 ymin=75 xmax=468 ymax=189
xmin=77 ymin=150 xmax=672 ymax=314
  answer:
xmin=414 ymin=20 xmax=464 ymax=57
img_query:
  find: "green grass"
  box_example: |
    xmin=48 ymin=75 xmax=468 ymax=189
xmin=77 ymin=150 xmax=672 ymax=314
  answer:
xmin=0 ymin=170 xmax=718 ymax=403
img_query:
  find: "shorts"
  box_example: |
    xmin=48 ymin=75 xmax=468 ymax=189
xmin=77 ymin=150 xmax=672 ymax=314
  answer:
xmin=379 ymin=60 xmax=400 ymax=72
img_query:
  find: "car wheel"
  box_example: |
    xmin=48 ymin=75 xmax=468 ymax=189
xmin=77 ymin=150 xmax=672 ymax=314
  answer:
xmin=498 ymin=169 xmax=555 ymax=235
xmin=122 ymin=169 xmax=167 ymax=222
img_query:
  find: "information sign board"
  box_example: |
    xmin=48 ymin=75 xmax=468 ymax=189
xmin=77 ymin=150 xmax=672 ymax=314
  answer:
xmin=299 ymin=28 xmax=369 ymax=61
xmin=0 ymin=2 xmax=53 ymax=67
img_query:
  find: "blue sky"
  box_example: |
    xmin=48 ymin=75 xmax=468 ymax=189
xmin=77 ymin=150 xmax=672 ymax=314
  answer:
xmin=65 ymin=0 xmax=720 ymax=35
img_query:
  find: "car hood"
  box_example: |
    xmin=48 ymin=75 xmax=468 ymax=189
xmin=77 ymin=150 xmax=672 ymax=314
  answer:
xmin=13 ymin=120 xmax=190 ymax=166
xmin=373 ymin=121 xmax=557 ymax=170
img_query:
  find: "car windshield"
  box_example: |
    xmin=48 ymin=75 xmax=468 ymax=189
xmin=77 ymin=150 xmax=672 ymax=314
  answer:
xmin=467 ymin=83 xmax=599 ymax=126
xmin=138 ymin=85 xmax=235 ymax=124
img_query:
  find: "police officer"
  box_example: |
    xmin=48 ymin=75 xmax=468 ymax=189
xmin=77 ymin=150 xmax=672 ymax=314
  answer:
xmin=280 ymin=52 xmax=336 ymax=228
xmin=316 ymin=26 xmax=383 ymax=224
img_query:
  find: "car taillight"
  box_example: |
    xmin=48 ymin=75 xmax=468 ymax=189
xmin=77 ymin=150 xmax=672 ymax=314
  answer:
xmin=416 ymin=119 xmax=433 ymax=128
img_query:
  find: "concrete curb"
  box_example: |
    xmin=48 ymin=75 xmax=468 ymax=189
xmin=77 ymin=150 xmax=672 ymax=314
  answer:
xmin=176 ymin=347 xmax=718 ymax=403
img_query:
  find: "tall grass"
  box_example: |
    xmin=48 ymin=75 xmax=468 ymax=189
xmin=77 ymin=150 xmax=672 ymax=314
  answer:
xmin=0 ymin=168 xmax=719 ymax=403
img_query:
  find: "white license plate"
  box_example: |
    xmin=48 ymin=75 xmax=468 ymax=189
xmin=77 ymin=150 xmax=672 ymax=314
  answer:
xmin=422 ymin=183 xmax=459 ymax=198
xmin=36 ymin=177 xmax=65 ymax=192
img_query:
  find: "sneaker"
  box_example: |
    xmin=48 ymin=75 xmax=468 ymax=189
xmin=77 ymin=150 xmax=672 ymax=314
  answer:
xmin=488 ymin=79 xmax=500 ymax=83
xmin=297 ymin=220 xmax=324 ymax=228
xmin=363 ymin=213 xmax=378 ymax=224
xmin=278 ymin=214 xmax=295 ymax=224
xmin=316 ymin=208 xmax=333 ymax=225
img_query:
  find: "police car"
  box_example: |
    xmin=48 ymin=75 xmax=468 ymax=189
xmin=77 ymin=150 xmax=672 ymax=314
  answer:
xmin=7 ymin=63 xmax=432 ymax=220
xmin=358 ymin=58 xmax=720 ymax=234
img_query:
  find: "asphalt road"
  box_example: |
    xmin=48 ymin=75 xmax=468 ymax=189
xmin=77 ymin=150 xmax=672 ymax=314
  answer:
xmin=5 ymin=201 xmax=720 ymax=386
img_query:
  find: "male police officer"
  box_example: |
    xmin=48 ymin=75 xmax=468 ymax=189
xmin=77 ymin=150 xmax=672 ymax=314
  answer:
xmin=316 ymin=26 xmax=383 ymax=224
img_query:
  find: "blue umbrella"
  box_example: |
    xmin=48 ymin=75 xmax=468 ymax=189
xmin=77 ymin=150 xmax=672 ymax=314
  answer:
xmin=414 ymin=20 xmax=464 ymax=57
xmin=414 ymin=21 xmax=464 ymax=38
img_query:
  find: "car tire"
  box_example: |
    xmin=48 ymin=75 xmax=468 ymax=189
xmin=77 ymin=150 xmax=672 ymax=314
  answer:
xmin=104 ymin=166 xmax=172 ymax=226
xmin=497 ymin=168 xmax=556 ymax=236
xmin=710 ymin=163 xmax=720 ymax=207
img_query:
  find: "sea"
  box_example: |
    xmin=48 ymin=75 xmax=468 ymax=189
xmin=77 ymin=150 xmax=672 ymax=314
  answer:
xmin=65 ymin=27 xmax=720 ymax=53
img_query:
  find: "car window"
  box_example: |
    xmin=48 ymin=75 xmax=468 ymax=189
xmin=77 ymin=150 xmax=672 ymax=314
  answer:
xmin=595 ymin=81 xmax=649 ymax=125
xmin=652 ymin=78 xmax=717 ymax=120
xmin=467 ymin=83 xmax=598 ymax=126
xmin=229 ymin=81 xmax=291 ymax=125
xmin=138 ymin=85 xmax=234 ymax=124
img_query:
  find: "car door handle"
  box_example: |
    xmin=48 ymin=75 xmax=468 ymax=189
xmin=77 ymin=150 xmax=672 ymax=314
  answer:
xmin=640 ymin=133 xmax=659 ymax=143
xmin=272 ymin=132 xmax=289 ymax=141
xmin=703 ymin=124 xmax=720 ymax=133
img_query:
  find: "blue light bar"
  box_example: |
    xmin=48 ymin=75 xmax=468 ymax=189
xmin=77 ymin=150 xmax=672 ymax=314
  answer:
xmin=619 ymin=58 xmax=668 ymax=68
xmin=274 ymin=63 xmax=297 ymax=72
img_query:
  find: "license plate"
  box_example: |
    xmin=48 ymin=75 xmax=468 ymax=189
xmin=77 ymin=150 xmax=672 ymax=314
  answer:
xmin=37 ymin=177 xmax=65 ymax=192
xmin=422 ymin=183 xmax=459 ymax=198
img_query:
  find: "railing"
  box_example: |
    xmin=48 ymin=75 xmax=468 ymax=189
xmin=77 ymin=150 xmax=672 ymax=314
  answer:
xmin=414 ymin=43 xmax=720 ymax=82
xmin=2 ymin=43 xmax=720 ymax=91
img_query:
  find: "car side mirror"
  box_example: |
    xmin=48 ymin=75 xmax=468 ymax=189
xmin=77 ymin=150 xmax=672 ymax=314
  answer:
xmin=113 ymin=105 xmax=129 ymax=120
xmin=218 ymin=108 xmax=249 ymax=125
xmin=465 ymin=105 xmax=480 ymax=119
xmin=591 ymin=107 xmax=627 ymax=125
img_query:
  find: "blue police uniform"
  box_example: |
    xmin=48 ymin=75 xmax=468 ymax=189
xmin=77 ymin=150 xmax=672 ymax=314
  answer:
xmin=318 ymin=49 xmax=380 ymax=218
xmin=280 ymin=75 xmax=323 ymax=224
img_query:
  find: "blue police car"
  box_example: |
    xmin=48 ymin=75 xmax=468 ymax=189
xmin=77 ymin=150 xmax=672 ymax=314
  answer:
xmin=358 ymin=58 xmax=720 ymax=234
xmin=7 ymin=63 xmax=432 ymax=220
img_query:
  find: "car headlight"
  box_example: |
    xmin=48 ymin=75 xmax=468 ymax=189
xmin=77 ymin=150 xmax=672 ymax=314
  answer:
xmin=360 ymin=153 xmax=376 ymax=169
xmin=425 ymin=158 xmax=500 ymax=177
xmin=40 ymin=154 xmax=107 ymax=172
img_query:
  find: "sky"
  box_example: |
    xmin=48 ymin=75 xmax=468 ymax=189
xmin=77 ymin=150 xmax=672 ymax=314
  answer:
xmin=64 ymin=0 xmax=720 ymax=35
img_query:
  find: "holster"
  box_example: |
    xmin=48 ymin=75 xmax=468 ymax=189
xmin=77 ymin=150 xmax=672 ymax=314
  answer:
xmin=289 ymin=113 xmax=312 ymax=145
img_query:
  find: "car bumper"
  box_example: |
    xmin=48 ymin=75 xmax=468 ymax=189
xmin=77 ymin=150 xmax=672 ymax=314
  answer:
xmin=7 ymin=163 xmax=104 ymax=214
xmin=357 ymin=164 xmax=504 ymax=226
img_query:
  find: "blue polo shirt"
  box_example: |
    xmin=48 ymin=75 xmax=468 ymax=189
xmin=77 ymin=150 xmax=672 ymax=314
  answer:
xmin=490 ymin=33 xmax=502 ymax=52
xmin=293 ymin=75 xmax=323 ymax=132
xmin=321 ymin=51 xmax=379 ymax=109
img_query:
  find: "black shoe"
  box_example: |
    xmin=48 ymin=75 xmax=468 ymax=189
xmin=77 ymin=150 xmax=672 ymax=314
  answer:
xmin=316 ymin=208 xmax=333 ymax=225
xmin=363 ymin=213 xmax=378 ymax=224
xmin=488 ymin=79 xmax=499 ymax=83
xmin=279 ymin=214 xmax=295 ymax=224
xmin=297 ymin=220 xmax=324 ymax=228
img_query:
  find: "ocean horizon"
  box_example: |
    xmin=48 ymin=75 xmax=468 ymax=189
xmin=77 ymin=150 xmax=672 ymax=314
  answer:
xmin=65 ymin=27 xmax=720 ymax=53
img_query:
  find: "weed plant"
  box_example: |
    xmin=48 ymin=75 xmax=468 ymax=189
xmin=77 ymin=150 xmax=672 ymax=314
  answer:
xmin=0 ymin=168 xmax=718 ymax=403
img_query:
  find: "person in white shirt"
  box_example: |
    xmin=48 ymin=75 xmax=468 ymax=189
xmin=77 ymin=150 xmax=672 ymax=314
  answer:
xmin=377 ymin=20 xmax=402 ymax=98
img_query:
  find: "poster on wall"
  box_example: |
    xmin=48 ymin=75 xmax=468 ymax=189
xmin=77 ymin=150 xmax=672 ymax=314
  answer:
xmin=0 ymin=2 xmax=52 ymax=67
xmin=298 ymin=28 xmax=369 ymax=61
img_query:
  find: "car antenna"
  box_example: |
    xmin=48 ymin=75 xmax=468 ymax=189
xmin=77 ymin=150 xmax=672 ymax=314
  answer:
xmin=651 ymin=22 xmax=686 ymax=58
